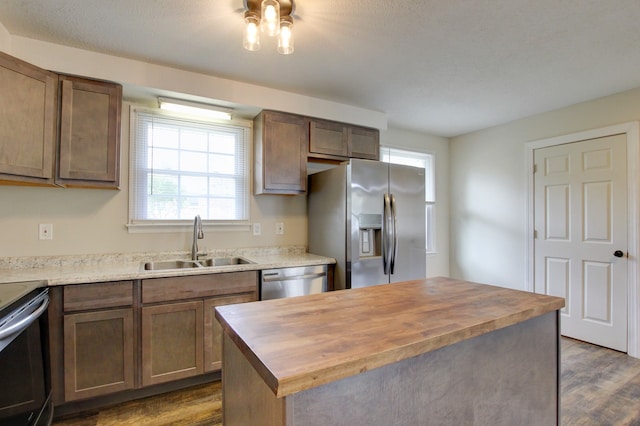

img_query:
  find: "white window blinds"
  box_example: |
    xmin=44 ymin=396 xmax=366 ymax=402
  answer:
xmin=130 ymin=109 xmax=250 ymax=223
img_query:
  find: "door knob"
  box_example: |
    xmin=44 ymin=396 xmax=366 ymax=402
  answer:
xmin=614 ymin=250 xmax=624 ymax=258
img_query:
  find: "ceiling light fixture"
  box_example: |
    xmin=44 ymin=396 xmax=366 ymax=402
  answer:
xmin=243 ymin=0 xmax=295 ymax=55
xmin=158 ymin=97 xmax=233 ymax=120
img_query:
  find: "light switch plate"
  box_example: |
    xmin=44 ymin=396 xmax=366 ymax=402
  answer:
xmin=253 ymin=223 xmax=261 ymax=236
xmin=275 ymin=222 xmax=284 ymax=235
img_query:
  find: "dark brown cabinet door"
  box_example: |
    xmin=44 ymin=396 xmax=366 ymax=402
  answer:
xmin=308 ymin=118 xmax=379 ymax=161
xmin=57 ymin=75 xmax=122 ymax=188
xmin=63 ymin=309 xmax=135 ymax=401
xmin=254 ymin=110 xmax=308 ymax=194
xmin=309 ymin=119 xmax=348 ymax=157
xmin=204 ymin=293 xmax=257 ymax=372
xmin=0 ymin=51 xmax=57 ymax=184
xmin=141 ymin=301 xmax=204 ymax=387
xmin=348 ymin=126 xmax=380 ymax=160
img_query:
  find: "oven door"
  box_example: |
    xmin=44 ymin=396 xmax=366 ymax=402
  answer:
xmin=0 ymin=289 xmax=52 ymax=426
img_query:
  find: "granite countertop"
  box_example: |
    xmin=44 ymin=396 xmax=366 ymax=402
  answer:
xmin=0 ymin=246 xmax=335 ymax=286
xmin=215 ymin=276 xmax=565 ymax=398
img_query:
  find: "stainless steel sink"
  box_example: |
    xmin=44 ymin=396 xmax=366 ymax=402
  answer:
xmin=142 ymin=256 xmax=254 ymax=271
xmin=198 ymin=256 xmax=254 ymax=267
xmin=142 ymin=260 xmax=202 ymax=271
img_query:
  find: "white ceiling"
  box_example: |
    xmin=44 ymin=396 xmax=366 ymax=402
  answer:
xmin=1 ymin=0 xmax=639 ymax=137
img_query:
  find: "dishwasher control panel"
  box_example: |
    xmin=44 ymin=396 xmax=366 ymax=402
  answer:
xmin=260 ymin=265 xmax=328 ymax=300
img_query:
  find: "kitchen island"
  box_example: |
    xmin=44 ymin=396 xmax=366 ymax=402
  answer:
xmin=215 ymin=277 xmax=565 ymax=426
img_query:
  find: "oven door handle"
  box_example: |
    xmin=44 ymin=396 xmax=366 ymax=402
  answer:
xmin=0 ymin=296 xmax=49 ymax=340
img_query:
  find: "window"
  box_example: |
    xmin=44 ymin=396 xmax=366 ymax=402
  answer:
xmin=129 ymin=108 xmax=250 ymax=227
xmin=381 ymin=147 xmax=436 ymax=253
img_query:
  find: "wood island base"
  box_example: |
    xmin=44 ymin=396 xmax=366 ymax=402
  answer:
xmin=222 ymin=311 xmax=559 ymax=426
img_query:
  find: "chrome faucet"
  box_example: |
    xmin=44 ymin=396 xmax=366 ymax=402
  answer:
xmin=192 ymin=215 xmax=204 ymax=261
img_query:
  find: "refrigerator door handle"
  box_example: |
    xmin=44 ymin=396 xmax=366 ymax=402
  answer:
xmin=383 ymin=193 xmax=392 ymax=275
xmin=390 ymin=194 xmax=398 ymax=274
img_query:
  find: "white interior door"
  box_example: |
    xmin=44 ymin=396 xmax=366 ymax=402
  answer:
xmin=534 ymin=134 xmax=628 ymax=352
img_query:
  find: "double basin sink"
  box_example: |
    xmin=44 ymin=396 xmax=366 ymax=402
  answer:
xmin=142 ymin=256 xmax=254 ymax=271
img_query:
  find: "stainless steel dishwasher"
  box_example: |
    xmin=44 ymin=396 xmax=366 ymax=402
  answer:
xmin=260 ymin=265 xmax=328 ymax=300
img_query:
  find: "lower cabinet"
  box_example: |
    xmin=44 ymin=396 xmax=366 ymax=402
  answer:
xmin=204 ymin=294 xmax=256 ymax=372
xmin=61 ymin=280 xmax=135 ymax=402
xmin=63 ymin=309 xmax=135 ymax=401
xmin=141 ymin=301 xmax=204 ymax=387
xmin=50 ymin=271 xmax=258 ymax=406
xmin=140 ymin=272 xmax=258 ymax=386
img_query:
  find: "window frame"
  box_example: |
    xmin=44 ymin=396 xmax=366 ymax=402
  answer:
xmin=127 ymin=106 xmax=252 ymax=233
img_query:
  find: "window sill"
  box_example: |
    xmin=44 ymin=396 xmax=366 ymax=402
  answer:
xmin=126 ymin=221 xmax=251 ymax=234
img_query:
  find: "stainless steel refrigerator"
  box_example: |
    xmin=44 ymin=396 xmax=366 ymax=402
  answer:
xmin=308 ymin=159 xmax=426 ymax=290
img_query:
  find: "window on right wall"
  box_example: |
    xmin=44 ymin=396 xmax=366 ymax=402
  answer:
xmin=380 ymin=147 xmax=436 ymax=253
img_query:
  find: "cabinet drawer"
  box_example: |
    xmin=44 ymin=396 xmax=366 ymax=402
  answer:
xmin=142 ymin=271 xmax=257 ymax=304
xmin=63 ymin=281 xmax=133 ymax=312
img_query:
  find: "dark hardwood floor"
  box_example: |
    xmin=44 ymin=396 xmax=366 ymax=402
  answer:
xmin=51 ymin=382 xmax=222 ymax=426
xmin=52 ymin=338 xmax=640 ymax=425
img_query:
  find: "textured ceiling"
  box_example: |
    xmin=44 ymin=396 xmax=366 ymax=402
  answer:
xmin=1 ymin=0 xmax=639 ymax=137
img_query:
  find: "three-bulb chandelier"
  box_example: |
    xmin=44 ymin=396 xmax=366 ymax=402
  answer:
xmin=243 ymin=0 xmax=295 ymax=55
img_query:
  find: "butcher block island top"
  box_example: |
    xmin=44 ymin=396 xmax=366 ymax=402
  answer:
xmin=214 ymin=276 xmax=565 ymax=398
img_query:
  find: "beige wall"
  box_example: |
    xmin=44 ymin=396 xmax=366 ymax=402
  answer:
xmin=450 ymin=88 xmax=640 ymax=290
xmin=8 ymin=36 xmax=387 ymax=130
xmin=380 ymin=127 xmax=450 ymax=278
xmin=0 ymin=35 xmax=446 ymax=260
xmin=0 ymin=100 xmax=308 ymax=257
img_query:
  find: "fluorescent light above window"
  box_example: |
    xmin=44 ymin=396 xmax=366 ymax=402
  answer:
xmin=157 ymin=97 xmax=233 ymax=120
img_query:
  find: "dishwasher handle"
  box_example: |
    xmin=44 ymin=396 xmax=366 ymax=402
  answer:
xmin=262 ymin=272 xmax=327 ymax=282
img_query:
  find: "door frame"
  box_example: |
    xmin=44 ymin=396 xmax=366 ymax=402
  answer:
xmin=525 ymin=121 xmax=640 ymax=358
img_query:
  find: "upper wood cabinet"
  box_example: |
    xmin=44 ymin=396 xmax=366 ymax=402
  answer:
xmin=348 ymin=126 xmax=380 ymax=160
xmin=254 ymin=110 xmax=308 ymax=195
xmin=0 ymin=51 xmax=58 ymax=185
xmin=309 ymin=118 xmax=380 ymax=161
xmin=254 ymin=110 xmax=380 ymax=195
xmin=0 ymin=51 xmax=122 ymax=188
xmin=309 ymin=119 xmax=348 ymax=158
xmin=57 ymin=75 xmax=122 ymax=189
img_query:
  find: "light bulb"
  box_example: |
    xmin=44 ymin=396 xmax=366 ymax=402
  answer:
xmin=243 ymin=13 xmax=260 ymax=51
xmin=277 ymin=18 xmax=294 ymax=55
xmin=260 ymin=0 xmax=280 ymax=36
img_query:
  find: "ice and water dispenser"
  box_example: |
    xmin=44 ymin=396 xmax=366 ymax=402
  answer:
xmin=358 ymin=214 xmax=382 ymax=257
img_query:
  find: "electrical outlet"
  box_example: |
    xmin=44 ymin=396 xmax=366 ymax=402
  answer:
xmin=253 ymin=223 xmax=261 ymax=236
xmin=275 ymin=222 xmax=284 ymax=235
xmin=39 ymin=223 xmax=53 ymax=240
